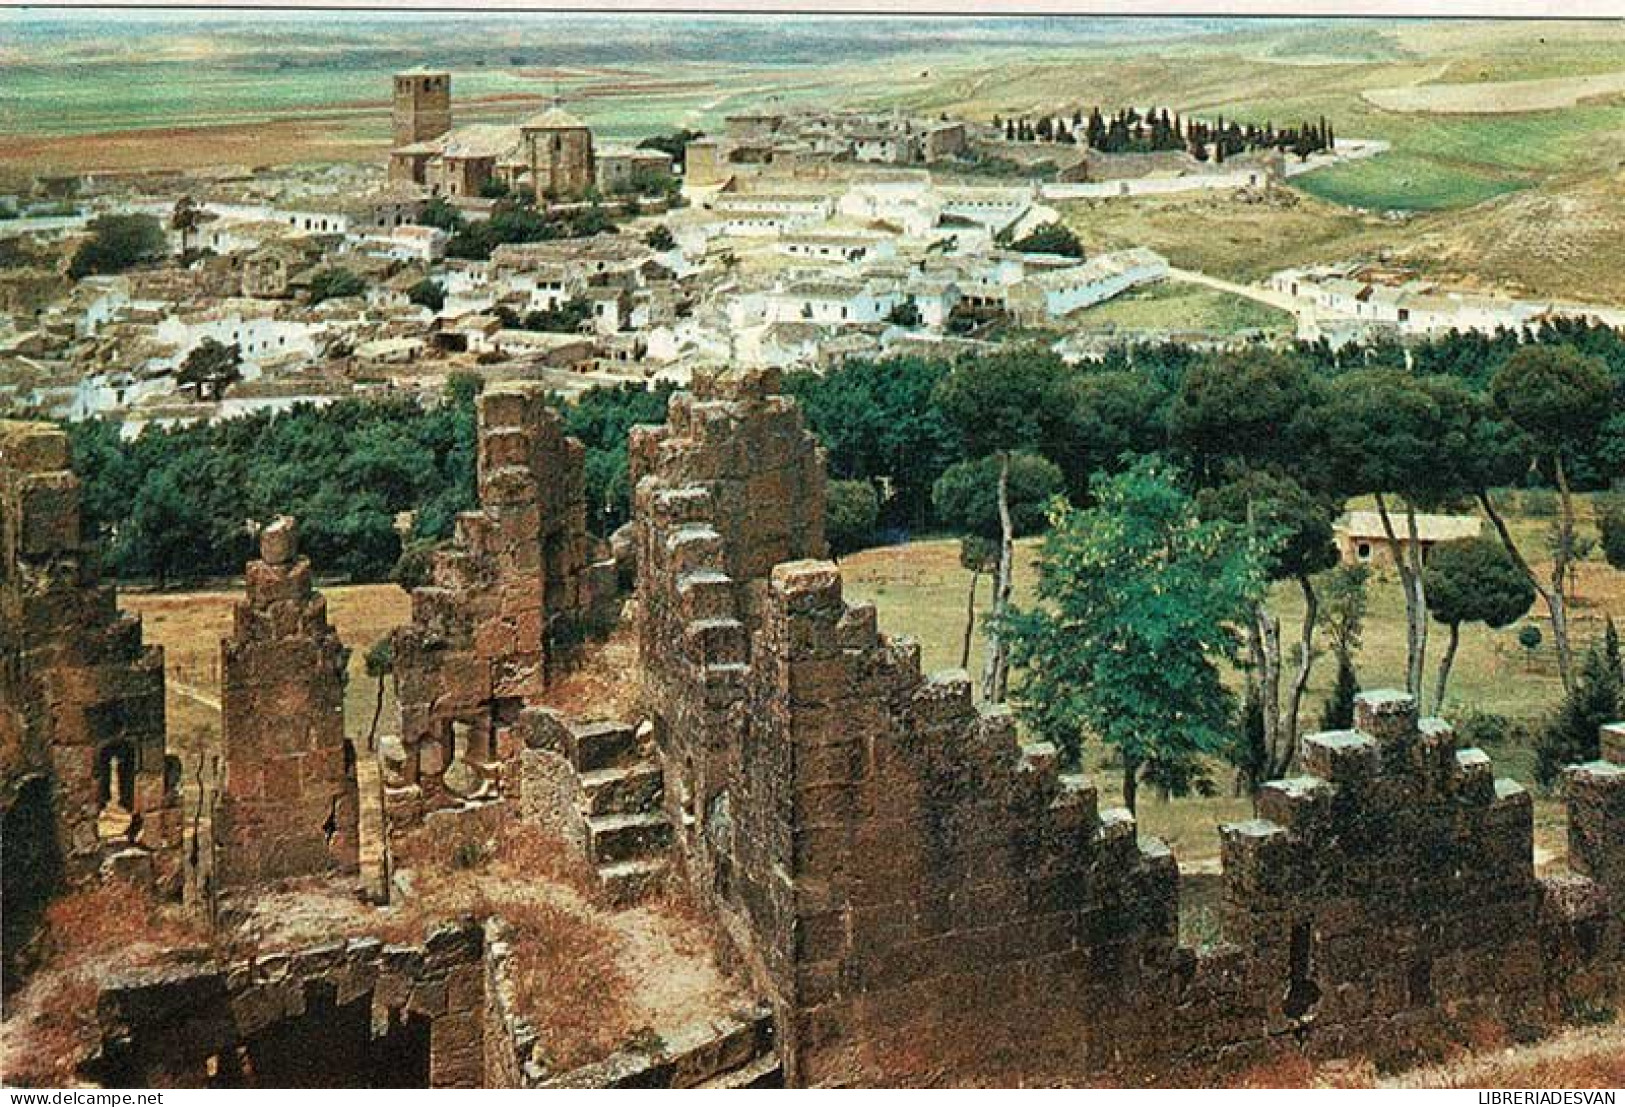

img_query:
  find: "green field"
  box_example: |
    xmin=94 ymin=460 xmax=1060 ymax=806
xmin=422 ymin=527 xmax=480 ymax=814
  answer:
xmin=1068 ymin=280 xmax=1294 ymax=335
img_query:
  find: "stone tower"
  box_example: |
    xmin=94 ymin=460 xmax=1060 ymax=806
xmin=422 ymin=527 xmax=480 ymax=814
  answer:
xmin=393 ymin=69 xmax=452 ymax=148
xmin=215 ymin=517 xmax=358 ymax=890
xmin=520 ymin=102 xmax=595 ymax=202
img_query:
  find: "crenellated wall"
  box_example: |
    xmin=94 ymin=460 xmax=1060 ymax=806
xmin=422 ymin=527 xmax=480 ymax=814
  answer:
xmin=1210 ymin=693 xmax=1547 ymax=1069
xmin=623 ymin=373 xmax=1625 ymax=1086
xmin=0 ymin=420 xmax=177 ymax=890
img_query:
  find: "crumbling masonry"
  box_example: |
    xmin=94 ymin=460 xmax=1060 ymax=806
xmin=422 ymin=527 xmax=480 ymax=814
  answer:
xmin=214 ymin=517 xmax=359 ymax=892
xmin=0 ymin=421 xmax=177 ymax=894
xmin=389 ymin=383 xmax=615 ymax=828
xmin=4 ymin=377 xmax=1625 ymax=1087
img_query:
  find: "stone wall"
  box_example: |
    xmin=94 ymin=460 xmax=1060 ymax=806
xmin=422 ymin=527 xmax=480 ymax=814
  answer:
xmin=629 ymin=366 xmax=826 ymax=907
xmin=215 ymin=518 xmax=358 ymax=892
xmin=1564 ymin=726 xmax=1625 ymax=999
xmin=1209 ymin=693 xmax=1547 ymax=1071
xmin=390 ymin=383 xmax=615 ymax=828
xmin=0 ymin=420 xmax=176 ymax=888
xmin=747 ymin=562 xmax=1179 ymax=1084
xmin=622 ymin=375 xmax=1624 ymax=1086
xmin=87 ymin=921 xmax=486 ymax=1087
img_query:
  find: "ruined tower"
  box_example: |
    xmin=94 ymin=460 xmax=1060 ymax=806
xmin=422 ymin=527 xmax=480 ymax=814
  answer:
xmin=215 ymin=517 xmax=358 ymax=890
xmin=390 ymin=383 xmax=615 ymax=829
xmin=0 ymin=420 xmax=174 ymax=889
xmin=393 ymin=69 xmax=452 ymax=148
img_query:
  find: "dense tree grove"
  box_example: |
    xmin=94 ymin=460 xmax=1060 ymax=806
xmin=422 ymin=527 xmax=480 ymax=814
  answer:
xmin=62 ymin=377 xmax=674 ymax=586
xmin=54 ymin=317 xmax=1625 ymax=797
xmin=999 ymin=105 xmax=1334 ymax=162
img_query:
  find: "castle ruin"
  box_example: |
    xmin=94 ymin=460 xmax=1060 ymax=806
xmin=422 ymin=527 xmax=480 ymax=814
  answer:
xmin=2 ymin=375 xmax=1623 ymax=1086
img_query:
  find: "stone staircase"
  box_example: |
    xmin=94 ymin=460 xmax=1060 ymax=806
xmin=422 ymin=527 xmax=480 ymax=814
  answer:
xmin=565 ymin=720 xmax=672 ymax=905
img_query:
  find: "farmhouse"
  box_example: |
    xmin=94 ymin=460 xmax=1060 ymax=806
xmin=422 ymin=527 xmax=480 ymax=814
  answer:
xmin=1335 ymin=510 xmax=1483 ymax=568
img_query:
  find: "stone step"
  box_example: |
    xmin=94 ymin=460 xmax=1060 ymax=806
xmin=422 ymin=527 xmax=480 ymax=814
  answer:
xmin=668 ymin=1005 xmax=778 ymax=1088
xmin=569 ymin=720 xmax=640 ymax=772
xmin=685 ymin=618 xmax=746 ymax=666
xmin=598 ymin=857 xmax=669 ymax=907
xmin=666 ymin=524 xmax=725 ymax=576
xmin=676 ymin=570 xmax=736 ymax=621
xmin=694 ymin=1051 xmax=783 ymax=1089
xmin=579 ymin=761 xmax=665 ymax=817
xmin=588 ymin=810 xmax=673 ymax=866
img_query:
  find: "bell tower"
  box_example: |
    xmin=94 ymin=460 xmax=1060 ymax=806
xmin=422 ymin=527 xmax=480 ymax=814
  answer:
xmin=392 ymin=70 xmax=451 ymax=147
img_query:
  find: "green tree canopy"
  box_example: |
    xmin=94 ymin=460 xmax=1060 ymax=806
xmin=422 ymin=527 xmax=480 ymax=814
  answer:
xmin=68 ymin=213 xmax=166 ymax=278
xmin=176 ymin=337 xmax=243 ymax=403
xmin=1423 ymin=535 xmax=1535 ymax=711
xmin=826 ymin=479 xmax=880 ymax=556
xmin=407 ymin=278 xmax=445 ymax=312
xmin=1005 ymin=458 xmax=1267 ymax=811
xmin=308 ymin=267 xmax=367 ymax=305
xmin=930 ymin=451 xmax=1063 ymax=541
xmin=1005 ymin=221 xmax=1084 ymax=258
xmin=1169 ymin=349 xmax=1322 ymax=484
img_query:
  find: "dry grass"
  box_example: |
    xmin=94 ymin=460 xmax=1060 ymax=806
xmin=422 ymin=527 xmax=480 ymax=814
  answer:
xmin=1223 ymin=1019 xmax=1625 ymax=1089
xmin=38 ymin=882 xmax=210 ymax=960
xmin=547 ymin=622 xmax=644 ymax=722
xmin=2 ymin=883 xmax=212 ymax=1086
xmin=497 ymin=897 xmax=639 ymax=1072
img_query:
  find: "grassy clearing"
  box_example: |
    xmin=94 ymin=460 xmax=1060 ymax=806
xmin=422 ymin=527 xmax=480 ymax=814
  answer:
xmin=1292 ymin=151 xmax=1526 ymax=212
xmin=1066 ymin=279 xmax=1294 ymax=335
xmin=840 ymin=493 xmax=1614 ymax=870
xmin=1057 ymin=189 xmax=1390 ymax=285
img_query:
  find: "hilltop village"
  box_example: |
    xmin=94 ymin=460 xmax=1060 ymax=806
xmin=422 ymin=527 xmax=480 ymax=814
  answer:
xmin=11 ymin=69 xmax=1595 ymax=431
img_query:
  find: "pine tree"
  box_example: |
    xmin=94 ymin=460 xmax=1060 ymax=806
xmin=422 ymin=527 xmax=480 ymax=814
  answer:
xmin=1536 ymin=619 xmax=1623 ymax=786
xmin=1320 ymin=656 xmax=1360 ymax=732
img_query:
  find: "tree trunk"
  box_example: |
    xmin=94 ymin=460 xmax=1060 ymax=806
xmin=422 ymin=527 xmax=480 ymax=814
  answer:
xmin=982 ymin=451 xmax=1014 ymax=704
xmin=1404 ymin=503 xmax=1430 ymax=699
xmin=1374 ymin=493 xmax=1425 ymax=697
xmin=1253 ymin=603 xmax=1281 ymax=787
xmin=959 ymin=566 xmax=980 ymax=672
xmin=1122 ymin=754 xmax=1139 ymax=817
xmin=1551 ymin=456 xmax=1577 ymax=689
xmin=1434 ymin=621 xmax=1460 ymax=715
xmin=1279 ymin=574 xmax=1319 ymax=778
xmin=1479 ymin=488 xmax=1573 ymax=693
xmin=367 ymin=676 xmax=386 ymax=752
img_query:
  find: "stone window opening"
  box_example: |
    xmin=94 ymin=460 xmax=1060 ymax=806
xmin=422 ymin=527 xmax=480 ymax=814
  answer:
xmin=97 ymin=741 xmax=137 ymax=840
xmin=1282 ymin=919 xmax=1322 ymax=1021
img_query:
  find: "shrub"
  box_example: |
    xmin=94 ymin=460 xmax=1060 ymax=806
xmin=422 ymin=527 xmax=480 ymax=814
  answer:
xmin=827 ymin=479 xmax=880 ymax=556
